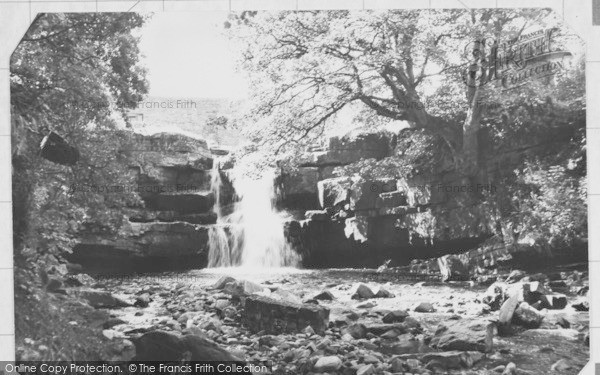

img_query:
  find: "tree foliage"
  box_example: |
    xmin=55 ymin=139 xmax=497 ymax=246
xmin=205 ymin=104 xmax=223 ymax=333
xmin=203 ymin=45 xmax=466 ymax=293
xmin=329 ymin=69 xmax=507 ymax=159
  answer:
xmin=229 ymin=10 xmax=582 ymax=169
xmin=11 ymin=13 xmax=149 ymax=262
xmin=228 ymin=9 xmax=586 ymax=253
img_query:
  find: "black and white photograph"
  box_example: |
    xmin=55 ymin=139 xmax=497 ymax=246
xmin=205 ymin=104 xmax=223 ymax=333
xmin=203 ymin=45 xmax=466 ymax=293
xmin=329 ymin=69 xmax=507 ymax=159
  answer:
xmin=10 ymin=8 xmax=589 ymax=374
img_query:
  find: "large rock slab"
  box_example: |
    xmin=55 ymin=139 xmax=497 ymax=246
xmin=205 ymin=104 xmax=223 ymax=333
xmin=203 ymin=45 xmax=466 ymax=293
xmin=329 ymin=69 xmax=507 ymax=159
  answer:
xmin=132 ymin=330 xmax=241 ymax=361
xmin=243 ymin=295 xmax=329 ymax=334
xmin=126 ymin=132 xmax=213 ymax=171
xmin=430 ymin=319 xmax=495 ymax=353
xmin=71 ymin=222 xmax=210 ymax=273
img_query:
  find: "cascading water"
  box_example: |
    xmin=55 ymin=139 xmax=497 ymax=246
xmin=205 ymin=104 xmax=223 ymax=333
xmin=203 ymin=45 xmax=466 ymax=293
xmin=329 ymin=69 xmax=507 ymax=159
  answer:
xmin=207 ymin=159 xmax=299 ymax=269
xmin=207 ymin=161 xmax=234 ymax=267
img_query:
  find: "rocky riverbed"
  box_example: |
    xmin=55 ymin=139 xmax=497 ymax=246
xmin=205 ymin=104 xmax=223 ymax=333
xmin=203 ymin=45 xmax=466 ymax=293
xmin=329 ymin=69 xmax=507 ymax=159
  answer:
xmin=67 ymin=265 xmax=589 ymax=375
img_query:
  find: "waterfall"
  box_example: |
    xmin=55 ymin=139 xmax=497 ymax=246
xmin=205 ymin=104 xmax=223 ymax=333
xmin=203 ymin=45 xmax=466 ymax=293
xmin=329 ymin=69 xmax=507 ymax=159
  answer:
xmin=207 ymin=160 xmax=299 ymax=269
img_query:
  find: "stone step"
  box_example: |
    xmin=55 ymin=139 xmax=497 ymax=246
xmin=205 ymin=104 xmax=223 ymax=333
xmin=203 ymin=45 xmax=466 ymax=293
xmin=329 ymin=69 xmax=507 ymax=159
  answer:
xmin=128 ymin=210 xmax=217 ymax=225
xmin=144 ymin=192 xmax=214 ymax=214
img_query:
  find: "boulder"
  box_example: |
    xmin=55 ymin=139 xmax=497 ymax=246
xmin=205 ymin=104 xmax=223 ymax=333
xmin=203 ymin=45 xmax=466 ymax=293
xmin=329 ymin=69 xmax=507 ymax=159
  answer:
xmin=540 ymin=294 xmax=567 ymax=310
xmin=132 ymin=330 xmax=241 ymax=361
xmin=482 ymin=282 xmax=508 ymax=311
xmin=134 ymin=293 xmax=151 ymax=308
xmin=352 ymin=284 xmax=376 ymax=300
xmin=342 ymin=323 xmax=368 ymax=339
xmin=421 ymin=351 xmax=484 ymax=370
xmin=482 ymin=281 xmax=551 ymax=311
xmin=243 ymin=295 xmax=329 ymax=334
xmin=313 ymin=290 xmax=335 ymax=301
xmin=313 ymin=356 xmax=342 ymax=372
xmin=512 ymin=302 xmax=544 ymax=328
xmin=415 ymin=302 xmax=436 ymax=313
xmin=375 ymin=288 xmax=395 ymax=298
xmin=430 ymin=319 xmax=495 ymax=353
xmin=382 ymin=310 xmax=410 ymax=324
xmin=437 ymin=255 xmax=469 ymax=282
xmin=39 ymin=131 xmax=79 ymax=166
xmin=497 ymin=293 xmax=520 ymax=334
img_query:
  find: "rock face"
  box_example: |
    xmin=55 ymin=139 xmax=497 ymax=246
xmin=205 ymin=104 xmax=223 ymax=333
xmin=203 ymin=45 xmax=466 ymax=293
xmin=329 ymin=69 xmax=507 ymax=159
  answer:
xmin=282 ymin=130 xmax=498 ymax=268
xmin=243 ymin=295 xmax=330 ymax=334
xmin=70 ymin=132 xmax=234 ymax=273
xmin=280 ymin=123 xmax=585 ymax=269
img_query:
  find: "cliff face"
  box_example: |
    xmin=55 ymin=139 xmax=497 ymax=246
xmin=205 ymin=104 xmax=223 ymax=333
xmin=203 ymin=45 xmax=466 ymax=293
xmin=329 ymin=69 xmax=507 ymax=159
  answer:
xmin=279 ymin=119 xmax=584 ymax=268
xmin=69 ymin=132 xmax=233 ymax=274
xmin=70 ymin=114 xmax=584 ymax=273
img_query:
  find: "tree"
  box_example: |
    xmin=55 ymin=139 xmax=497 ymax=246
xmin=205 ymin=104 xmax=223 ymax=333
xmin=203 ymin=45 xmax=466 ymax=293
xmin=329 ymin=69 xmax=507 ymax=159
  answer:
xmin=227 ymin=9 xmax=577 ymax=174
xmin=11 ymin=13 xmax=149 ymax=262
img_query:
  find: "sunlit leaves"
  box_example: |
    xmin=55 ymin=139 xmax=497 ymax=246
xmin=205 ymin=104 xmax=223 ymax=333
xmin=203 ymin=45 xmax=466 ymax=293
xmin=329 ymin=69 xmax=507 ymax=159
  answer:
xmin=11 ymin=14 xmax=149 ymax=259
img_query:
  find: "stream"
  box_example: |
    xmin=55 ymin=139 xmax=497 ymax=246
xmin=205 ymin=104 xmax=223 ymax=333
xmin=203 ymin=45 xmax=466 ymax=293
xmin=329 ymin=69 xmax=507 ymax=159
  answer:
xmin=97 ymin=265 xmax=589 ymax=374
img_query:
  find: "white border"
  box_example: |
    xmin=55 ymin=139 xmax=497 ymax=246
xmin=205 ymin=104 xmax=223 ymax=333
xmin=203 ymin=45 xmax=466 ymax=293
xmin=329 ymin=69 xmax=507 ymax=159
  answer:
xmin=0 ymin=1 xmax=597 ymax=373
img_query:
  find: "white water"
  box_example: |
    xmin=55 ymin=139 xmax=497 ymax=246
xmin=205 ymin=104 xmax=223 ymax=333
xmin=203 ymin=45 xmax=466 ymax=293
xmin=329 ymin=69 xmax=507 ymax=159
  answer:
xmin=207 ymin=161 xmax=299 ymax=269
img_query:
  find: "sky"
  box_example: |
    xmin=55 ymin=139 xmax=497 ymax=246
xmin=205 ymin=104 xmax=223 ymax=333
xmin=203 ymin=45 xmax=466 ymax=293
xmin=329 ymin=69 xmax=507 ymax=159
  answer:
xmin=138 ymin=12 xmax=249 ymax=100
